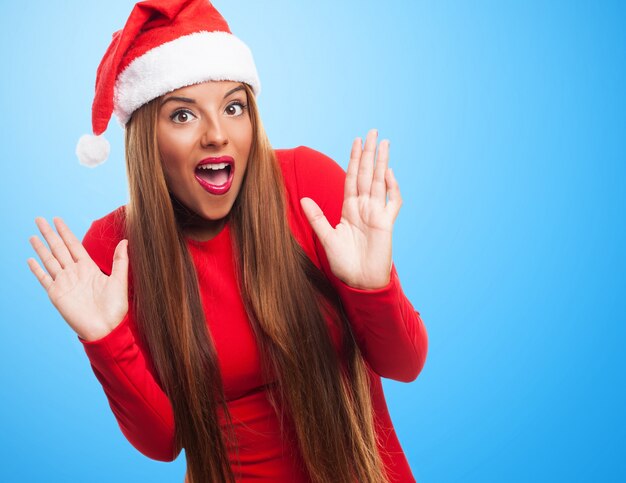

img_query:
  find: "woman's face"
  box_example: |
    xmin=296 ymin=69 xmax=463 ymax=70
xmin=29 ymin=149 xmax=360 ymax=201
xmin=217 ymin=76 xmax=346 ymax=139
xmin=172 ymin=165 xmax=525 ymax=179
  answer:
xmin=157 ymin=80 xmax=253 ymax=240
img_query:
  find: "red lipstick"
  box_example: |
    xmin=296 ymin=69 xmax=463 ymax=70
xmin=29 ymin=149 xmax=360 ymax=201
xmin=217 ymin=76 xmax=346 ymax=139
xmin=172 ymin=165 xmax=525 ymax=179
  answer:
xmin=195 ymin=156 xmax=235 ymax=195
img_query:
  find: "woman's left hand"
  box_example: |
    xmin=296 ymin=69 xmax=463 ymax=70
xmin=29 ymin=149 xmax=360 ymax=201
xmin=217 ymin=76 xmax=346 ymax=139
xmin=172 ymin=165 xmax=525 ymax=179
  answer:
xmin=300 ymin=129 xmax=402 ymax=290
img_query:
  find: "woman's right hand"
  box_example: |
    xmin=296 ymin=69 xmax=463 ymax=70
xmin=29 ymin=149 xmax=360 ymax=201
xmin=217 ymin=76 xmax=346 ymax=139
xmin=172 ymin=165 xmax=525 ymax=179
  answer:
xmin=27 ymin=217 xmax=129 ymax=342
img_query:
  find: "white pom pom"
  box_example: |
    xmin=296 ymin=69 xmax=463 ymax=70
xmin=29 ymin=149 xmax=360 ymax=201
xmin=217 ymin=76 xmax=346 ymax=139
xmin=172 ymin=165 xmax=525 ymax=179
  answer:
xmin=76 ymin=134 xmax=110 ymax=167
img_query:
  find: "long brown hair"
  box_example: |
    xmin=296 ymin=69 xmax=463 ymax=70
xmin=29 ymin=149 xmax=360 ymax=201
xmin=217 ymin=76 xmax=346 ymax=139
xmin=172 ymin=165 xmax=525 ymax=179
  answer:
xmin=124 ymin=83 xmax=388 ymax=483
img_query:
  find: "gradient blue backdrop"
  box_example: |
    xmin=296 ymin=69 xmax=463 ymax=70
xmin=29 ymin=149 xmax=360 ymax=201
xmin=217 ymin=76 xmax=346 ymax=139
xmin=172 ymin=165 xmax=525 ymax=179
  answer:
xmin=1 ymin=1 xmax=624 ymax=481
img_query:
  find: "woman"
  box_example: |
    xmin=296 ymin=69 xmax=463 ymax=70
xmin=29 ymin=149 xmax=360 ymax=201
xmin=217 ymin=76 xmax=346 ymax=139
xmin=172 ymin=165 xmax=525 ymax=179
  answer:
xmin=27 ymin=1 xmax=428 ymax=482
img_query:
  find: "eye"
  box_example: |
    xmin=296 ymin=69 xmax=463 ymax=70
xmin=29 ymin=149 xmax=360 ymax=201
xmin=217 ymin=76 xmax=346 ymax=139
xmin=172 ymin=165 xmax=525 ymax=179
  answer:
xmin=225 ymin=101 xmax=247 ymax=117
xmin=170 ymin=109 xmax=196 ymax=124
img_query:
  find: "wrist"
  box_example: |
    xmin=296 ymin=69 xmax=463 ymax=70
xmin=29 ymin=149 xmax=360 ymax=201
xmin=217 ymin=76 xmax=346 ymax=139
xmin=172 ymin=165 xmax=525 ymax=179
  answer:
xmin=340 ymin=273 xmax=391 ymax=291
xmin=78 ymin=325 xmax=114 ymax=342
xmin=77 ymin=312 xmax=128 ymax=342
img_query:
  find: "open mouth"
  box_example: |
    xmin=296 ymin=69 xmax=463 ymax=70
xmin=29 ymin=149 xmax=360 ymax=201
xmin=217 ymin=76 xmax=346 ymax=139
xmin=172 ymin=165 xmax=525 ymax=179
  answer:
xmin=196 ymin=162 xmax=232 ymax=186
xmin=194 ymin=159 xmax=235 ymax=195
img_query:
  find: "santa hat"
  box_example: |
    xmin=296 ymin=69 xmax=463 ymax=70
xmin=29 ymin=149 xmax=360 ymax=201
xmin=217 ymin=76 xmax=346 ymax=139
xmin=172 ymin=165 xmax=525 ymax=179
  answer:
xmin=76 ymin=0 xmax=261 ymax=167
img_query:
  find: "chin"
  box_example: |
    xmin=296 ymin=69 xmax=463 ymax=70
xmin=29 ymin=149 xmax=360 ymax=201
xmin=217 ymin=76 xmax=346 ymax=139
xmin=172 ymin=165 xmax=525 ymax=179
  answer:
xmin=196 ymin=203 xmax=233 ymax=222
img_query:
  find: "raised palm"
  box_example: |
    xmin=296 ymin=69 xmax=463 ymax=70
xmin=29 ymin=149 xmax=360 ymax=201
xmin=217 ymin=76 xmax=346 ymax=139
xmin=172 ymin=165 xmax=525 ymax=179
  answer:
xmin=300 ymin=129 xmax=402 ymax=290
xmin=28 ymin=217 xmax=129 ymax=341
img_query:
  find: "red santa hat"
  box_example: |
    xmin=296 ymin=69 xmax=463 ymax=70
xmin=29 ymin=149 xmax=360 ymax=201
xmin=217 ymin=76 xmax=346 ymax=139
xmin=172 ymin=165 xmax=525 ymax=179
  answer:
xmin=76 ymin=0 xmax=261 ymax=167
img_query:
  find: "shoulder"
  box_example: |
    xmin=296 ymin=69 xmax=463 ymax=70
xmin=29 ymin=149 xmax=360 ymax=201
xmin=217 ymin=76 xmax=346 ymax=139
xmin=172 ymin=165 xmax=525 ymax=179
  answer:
xmin=273 ymin=145 xmax=346 ymax=229
xmin=82 ymin=205 xmax=127 ymax=275
xmin=274 ymin=146 xmax=345 ymax=199
xmin=274 ymin=146 xmax=346 ymax=187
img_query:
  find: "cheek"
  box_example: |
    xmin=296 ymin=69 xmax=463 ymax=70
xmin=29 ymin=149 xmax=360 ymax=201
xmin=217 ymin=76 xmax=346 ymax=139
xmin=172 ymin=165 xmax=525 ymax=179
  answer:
xmin=160 ymin=159 xmax=176 ymax=187
xmin=157 ymin=130 xmax=189 ymax=181
xmin=234 ymin=122 xmax=253 ymax=156
xmin=157 ymin=147 xmax=177 ymax=184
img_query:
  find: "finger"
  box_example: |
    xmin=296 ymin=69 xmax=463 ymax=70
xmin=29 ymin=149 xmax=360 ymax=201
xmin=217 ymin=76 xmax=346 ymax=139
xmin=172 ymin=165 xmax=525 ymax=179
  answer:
xmin=384 ymin=168 xmax=403 ymax=220
xmin=35 ymin=217 xmax=74 ymax=268
xmin=344 ymin=137 xmax=361 ymax=200
xmin=29 ymin=235 xmax=62 ymax=280
xmin=370 ymin=139 xmax=390 ymax=201
xmin=53 ymin=217 xmax=91 ymax=262
xmin=357 ymin=129 xmax=378 ymax=197
xmin=110 ymin=239 xmax=129 ymax=287
xmin=300 ymin=197 xmax=334 ymax=244
xmin=27 ymin=257 xmax=53 ymax=291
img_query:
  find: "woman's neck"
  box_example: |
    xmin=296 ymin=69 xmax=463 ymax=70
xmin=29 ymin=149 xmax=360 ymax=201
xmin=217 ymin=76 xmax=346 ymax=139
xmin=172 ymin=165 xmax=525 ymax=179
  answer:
xmin=170 ymin=194 xmax=228 ymax=241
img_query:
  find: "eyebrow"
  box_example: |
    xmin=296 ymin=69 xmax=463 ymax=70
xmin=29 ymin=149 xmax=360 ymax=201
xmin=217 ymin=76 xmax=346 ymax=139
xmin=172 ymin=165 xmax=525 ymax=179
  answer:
xmin=161 ymin=85 xmax=245 ymax=106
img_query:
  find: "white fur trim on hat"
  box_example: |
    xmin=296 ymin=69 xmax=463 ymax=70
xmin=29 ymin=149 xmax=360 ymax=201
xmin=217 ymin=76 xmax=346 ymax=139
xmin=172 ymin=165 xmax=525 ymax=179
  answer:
xmin=113 ymin=31 xmax=261 ymax=125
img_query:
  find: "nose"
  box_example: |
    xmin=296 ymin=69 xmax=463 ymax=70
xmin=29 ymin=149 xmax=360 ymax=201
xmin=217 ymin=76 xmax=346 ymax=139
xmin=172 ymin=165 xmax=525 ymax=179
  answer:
xmin=200 ymin=116 xmax=229 ymax=148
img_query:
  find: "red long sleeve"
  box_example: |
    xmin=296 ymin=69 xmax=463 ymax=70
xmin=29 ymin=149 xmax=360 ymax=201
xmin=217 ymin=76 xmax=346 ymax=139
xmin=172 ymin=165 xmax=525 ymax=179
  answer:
xmin=80 ymin=211 xmax=179 ymax=461
xmin=285 ymin=145 xmax=428 ymax=382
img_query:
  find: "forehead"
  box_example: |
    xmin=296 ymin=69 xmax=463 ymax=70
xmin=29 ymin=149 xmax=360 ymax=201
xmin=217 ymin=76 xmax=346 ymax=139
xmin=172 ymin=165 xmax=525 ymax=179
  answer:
xmin=165 ymin=80 xmax=244 ymax=99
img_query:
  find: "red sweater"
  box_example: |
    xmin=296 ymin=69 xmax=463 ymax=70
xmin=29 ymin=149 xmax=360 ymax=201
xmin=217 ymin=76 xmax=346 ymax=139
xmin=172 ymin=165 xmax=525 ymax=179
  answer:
xmin=79 ymin=146 xmax=428 ymax=482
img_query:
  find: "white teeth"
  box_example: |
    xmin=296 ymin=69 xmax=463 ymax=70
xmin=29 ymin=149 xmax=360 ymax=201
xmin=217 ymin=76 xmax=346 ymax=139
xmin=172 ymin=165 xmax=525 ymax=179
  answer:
xmin=198 ymin=162 xmax=229 ymax=170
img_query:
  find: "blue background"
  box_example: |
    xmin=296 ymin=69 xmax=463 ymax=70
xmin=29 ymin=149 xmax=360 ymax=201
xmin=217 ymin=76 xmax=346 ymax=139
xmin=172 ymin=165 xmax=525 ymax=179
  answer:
xmin=1 ymin=1 xmax=624 ymax=481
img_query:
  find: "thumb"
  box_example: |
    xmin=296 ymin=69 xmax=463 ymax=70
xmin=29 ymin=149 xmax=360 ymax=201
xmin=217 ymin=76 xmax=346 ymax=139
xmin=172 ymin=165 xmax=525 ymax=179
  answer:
xmin=110 ymin=239 xmax=129 ymax=287
xmin=300 ymin=197 xmax=333 ymax=243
